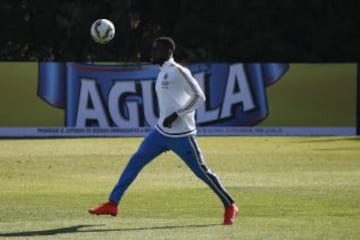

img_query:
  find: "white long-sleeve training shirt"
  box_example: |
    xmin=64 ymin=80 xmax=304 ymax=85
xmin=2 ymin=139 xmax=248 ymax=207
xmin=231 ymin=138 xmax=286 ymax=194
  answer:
xmin=155 ymin=57 xmax=205 ymax=137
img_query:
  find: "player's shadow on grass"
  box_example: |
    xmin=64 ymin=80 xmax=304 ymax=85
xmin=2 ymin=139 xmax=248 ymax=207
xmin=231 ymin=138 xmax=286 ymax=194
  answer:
xmin=0 ymin=223 xmax=220 ymax=237
xmin=0 ymin=225 xmax=99 ymax=237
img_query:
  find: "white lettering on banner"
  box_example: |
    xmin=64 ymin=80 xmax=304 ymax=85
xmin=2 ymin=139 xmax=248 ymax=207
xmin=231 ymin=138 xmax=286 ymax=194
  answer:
xmin=76 ymin=79 xmax=110 ymax=127
xmin=75 ymin=64 xmax=257 ymax=127
xmin=220 ymin=64 xmax=256 ymax=119
xmin=108 ymin=81 xmax=139 ymax=128
xmin=140 ymin=80 xmax=158 ymax=127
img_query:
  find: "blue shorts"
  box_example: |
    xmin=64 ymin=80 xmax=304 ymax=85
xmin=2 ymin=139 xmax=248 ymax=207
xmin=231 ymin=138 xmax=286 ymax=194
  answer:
xmin=109 ymin=129 xmax=234 ymax=207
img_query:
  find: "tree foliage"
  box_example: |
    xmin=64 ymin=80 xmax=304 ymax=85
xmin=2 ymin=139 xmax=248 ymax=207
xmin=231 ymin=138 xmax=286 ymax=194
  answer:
xmin=0 ymin=0 xmax=359 ymax=61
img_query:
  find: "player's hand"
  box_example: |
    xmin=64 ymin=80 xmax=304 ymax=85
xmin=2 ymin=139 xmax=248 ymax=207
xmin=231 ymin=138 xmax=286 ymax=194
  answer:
xmin=163 ymin=112 xmax=178 ymax=128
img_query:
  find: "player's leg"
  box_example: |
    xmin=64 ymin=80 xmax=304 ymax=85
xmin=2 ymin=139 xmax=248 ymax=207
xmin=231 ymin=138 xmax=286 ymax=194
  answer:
xmin=89 ymin=130 xmax=167 ymax=216
xmin=109 ymin=130 xmax=168 ymax=204
xmin=170 ymin=135 xmax=234 ymax=207
xmin=170 ymin=135 xmax=239 ymax=224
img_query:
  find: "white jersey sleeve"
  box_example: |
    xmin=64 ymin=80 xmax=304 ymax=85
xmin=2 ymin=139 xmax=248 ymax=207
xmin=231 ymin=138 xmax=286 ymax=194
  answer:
xmin=174 ymin=66 xmax=206 ymax=117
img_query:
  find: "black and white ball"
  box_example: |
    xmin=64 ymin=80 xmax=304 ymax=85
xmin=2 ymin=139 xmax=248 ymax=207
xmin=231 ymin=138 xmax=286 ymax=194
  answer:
xmin=90 ymin=19 xmax=115 ymax=44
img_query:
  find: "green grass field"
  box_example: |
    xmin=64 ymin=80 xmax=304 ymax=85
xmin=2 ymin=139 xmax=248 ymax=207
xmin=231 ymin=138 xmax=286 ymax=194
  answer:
xmin=0 ymin=137 xmax=359 ymax=240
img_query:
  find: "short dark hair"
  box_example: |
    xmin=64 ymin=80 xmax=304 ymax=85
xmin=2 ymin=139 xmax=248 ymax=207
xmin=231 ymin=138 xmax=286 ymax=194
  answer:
xmin=154 ymin=37 xmax=176 ymax=52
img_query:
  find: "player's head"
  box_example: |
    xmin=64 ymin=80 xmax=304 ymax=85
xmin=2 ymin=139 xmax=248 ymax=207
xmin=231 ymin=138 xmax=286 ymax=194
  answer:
xmin=151 ymin=37 xmax=176 ymax=65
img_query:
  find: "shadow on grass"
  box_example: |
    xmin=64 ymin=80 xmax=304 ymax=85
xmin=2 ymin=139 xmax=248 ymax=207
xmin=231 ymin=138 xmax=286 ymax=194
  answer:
xmin=0 ymin=223 xmax=220 ymax=237
xmin=0 ymin=225 xmax=100 ymax=237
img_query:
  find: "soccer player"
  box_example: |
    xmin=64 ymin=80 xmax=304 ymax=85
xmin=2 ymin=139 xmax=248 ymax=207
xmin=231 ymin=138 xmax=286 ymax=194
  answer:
xmin=88 ymin=37 xmax=239 ymax=225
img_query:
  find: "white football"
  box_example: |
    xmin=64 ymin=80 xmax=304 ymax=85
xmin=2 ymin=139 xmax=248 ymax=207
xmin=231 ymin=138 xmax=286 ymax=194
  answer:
xmin=90 ymin=19 xmax=115 ymax=44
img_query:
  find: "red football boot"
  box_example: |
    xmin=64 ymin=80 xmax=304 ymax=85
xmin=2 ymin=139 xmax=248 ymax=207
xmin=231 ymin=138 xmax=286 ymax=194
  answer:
xmin=223 ymin=203 xmax=239 ymax=225
xmin=88 ymin=201 xmax=118 ymax=216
